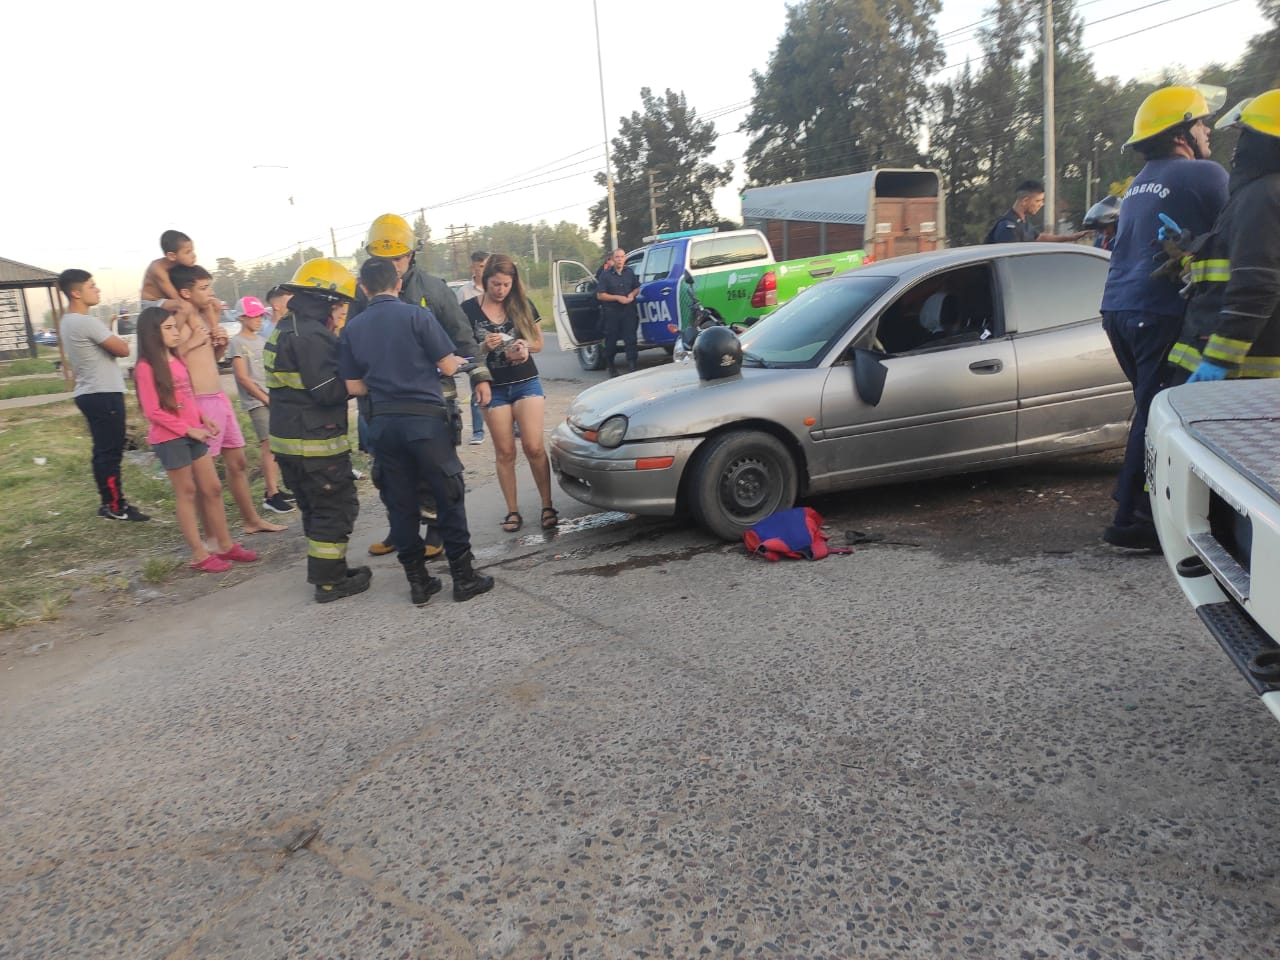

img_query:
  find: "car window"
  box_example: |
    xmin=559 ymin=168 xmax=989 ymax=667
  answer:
xmin=873 ymin=264 xmax=998 ymax=354
xmin=689 ymin=234 xmax=769 ymax=270
xmin=625 ymin=252 xmax=645 ymax=276
xmin=642 ymin=244 xmax=676 ymax=283
xmin=737 ymin=275 xmax=895 ymax=366
xmin=1000 ymin=252 xmax=1107 ymax=334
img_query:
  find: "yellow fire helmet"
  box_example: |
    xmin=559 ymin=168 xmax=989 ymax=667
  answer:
xmin=1125 ymin=84 xmax=1224 ymax=147
xmin=365 ymin=213 xmax=419 ymax=259
xmin=1240 ymin=89 xmax=1280 ymax=139
xmin=282 ymin=258 xmax=356 ymax=302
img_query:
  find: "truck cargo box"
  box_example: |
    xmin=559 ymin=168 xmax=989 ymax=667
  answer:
xmin=741 ymin=168 xmax=944 ymax=262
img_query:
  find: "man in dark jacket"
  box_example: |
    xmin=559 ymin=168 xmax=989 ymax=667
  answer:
xmin=265 ymin=258 xmax=371 ymax=603
xmin=1167 ymin=89 xmax=1280 ymax=385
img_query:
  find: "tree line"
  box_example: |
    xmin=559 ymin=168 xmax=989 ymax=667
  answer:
xmin=209 ymin=218 xmax=603 ymax=307
xmin=594 ymin=0 xmax=1280 ymax=250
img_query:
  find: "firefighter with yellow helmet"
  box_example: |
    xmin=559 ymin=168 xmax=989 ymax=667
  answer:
xmin=265 ymin=258 xmax=371 ymax=603
xmin=350 ymin=214 xmax=490 ymax=558
xmin=1098 ymin=85 xmax=1229 ymax=550
xmin=1167 ymin=89 xmax=1280 ymax=384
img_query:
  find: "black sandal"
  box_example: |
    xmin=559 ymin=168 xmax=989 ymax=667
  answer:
xmin=540 ymin=506 xmax=559 ymax=530
xmin=501 ymin=511 xmax=523 ymax=533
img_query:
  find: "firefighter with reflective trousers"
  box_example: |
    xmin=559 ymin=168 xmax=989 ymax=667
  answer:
xmin=265 ymin=258 xmax=371 ymax=603
xmin=349 ymin=213 xmax=490 ymax=558
xmin=1167 ymin=89 xmax=1280 ymax=384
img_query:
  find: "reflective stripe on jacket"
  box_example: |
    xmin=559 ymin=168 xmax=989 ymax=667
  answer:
xmin=1169 ymin=170 xmax=1280 ymax=377
xmin=264 ymin=296 xmax=351 ymax=457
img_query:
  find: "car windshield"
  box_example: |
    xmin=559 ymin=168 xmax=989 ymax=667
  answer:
xmin=737 ymin=275 xmax=895 ymax=366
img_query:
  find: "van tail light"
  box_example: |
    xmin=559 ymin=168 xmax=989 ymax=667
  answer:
xmin=750 ymin=271 xmax=778 ymax=308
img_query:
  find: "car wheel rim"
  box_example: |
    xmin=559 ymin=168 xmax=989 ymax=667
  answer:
xmin=719 ymin=455 xmax=774 ymax=517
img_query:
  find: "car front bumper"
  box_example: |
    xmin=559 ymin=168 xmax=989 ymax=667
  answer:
xmin=549 ymin=420 xmax=703 ymax=516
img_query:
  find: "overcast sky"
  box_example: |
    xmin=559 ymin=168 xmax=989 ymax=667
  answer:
xmin=2 ymin=0 xmax=1266 ymax=301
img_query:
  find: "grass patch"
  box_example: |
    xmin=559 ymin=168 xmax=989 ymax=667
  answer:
xmin=0 ymin=358 xmax=59 ymax=377
xmin=0 ymin=391 xmax=310 ymax=630
xmin=0 ymin=386 xmax=377 ymax=631
xmin=141 ymin=557 xmax=184 ymax=584
xmin=0 ymin=377 xmax=71 ymax=400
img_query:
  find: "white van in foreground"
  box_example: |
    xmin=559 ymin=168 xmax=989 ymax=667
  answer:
xmin=1147 ymin=379 xmax=1280 ymax=724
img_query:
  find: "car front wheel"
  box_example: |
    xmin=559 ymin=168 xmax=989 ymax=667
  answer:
xmin=577 ymin=344 xmax=605 ymax=370
xmin=689 ymin=430 xmax=798 ymax=541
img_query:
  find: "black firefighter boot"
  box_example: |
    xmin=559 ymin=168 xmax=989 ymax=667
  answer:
xmin=314 ymin=565 xmax=372 ymax=603
xmin=449 ymin=550 xmax=495 ymax=602
xmin=402 ymin=555 xmax=443 ymax=606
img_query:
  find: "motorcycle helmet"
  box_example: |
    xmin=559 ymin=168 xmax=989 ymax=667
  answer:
xmin=1082 ymin=195 xmax=1121 ymax=229
xmin=692 ymin=325 xmax=742 ymax=381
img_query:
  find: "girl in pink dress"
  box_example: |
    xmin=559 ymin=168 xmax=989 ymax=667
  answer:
xmin=134 ymin=307 xmax=257 ymax=572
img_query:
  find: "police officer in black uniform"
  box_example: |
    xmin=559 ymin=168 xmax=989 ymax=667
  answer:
xmin=338 ymin=257 xmax=495 ymax=606
xmin=349 ymin=213 xmax=490 ymax=559
xmin=986 ymin=179 xmax=1089 ymax=243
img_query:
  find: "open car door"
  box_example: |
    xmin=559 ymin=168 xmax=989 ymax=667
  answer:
xmin=552 ymin=260 xmax=602 ymax=351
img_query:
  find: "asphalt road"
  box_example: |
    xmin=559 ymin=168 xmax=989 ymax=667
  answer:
xmin=2 ymin=340 xmax=1278 ymax=958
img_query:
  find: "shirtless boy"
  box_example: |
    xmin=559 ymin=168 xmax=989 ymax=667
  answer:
xmin=141 ymin=230 xmax=221 ymax=332
xmin=170 ymin=264 xmax=287 ymax=536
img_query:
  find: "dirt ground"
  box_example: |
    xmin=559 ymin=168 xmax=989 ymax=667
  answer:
xmin=1 ymin=376 xmax=1131 ymax=666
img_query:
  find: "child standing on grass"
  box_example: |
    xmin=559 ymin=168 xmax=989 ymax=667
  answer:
xmin=227 ymin=296 xmax=295 ymax=514
xmin=133 ymin=307 xmax=258 ymax=573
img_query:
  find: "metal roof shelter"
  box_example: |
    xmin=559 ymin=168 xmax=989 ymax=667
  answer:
xmin=0 ymin=257 xmax=62 ymax=361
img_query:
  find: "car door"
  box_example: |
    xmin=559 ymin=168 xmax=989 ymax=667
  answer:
xmin=635 ymin=242 xmax=683 ymax=347
xmin=998 ymin=250 xmax=1132 ymax=455
xmin=814 ymin=262 xmax=1018 ymax=486
xmin=551 ymin=260 xmax=603 ymax=351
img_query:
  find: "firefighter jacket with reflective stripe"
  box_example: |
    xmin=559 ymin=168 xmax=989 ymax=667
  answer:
xmin=1169 ymin=170 xmax=1280 ymax=378
xmin=264 ymin=293 xmax=351 ymax=457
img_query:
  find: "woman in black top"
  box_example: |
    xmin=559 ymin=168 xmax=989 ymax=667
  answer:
xmin=460 ymin=254 xmax=557 ymax=532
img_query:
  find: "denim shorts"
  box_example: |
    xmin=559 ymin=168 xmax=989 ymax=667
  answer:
xmin=152 ymin=435 xmax=209 ymax=471
xmin=487 ymin=378 xmax=545 ymax=409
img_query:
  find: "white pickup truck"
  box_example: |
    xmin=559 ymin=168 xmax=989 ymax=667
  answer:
xmin=1147 ymin=379 xmax=1280 ymax=723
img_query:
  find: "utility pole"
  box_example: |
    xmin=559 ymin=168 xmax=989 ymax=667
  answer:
xmin=531 ymin=225 xmax=539 ymax=266
xmin=593 ymin=0 xmax=618 ymax=251
xmin=1043 ymin=0 xmax=1056 ymax=233
xmin=648 ymin=171 xmax=660 ymax=236
xmin=330 ymin=227 xmax=338 ymax=258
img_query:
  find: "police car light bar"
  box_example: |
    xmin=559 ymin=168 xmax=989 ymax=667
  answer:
xmin=641 ymin=228 xmax=717 ymax=243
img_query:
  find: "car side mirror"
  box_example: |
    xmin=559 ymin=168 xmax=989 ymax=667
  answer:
xmin=853 ymin=348 xmax=888 ymax=406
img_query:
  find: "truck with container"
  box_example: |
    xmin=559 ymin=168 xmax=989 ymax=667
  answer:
xmin=740 ymin=167 xmax=945 ymax=261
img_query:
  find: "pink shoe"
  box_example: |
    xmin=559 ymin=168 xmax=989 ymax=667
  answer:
xmin=217 ymin=543 xmax=259 ymax=563
xmin=190 ymin=554 xmax=233 ymax=573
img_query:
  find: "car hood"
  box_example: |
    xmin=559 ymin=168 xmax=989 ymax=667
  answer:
xmin=564 ymin=363 xmax=806 ymax=441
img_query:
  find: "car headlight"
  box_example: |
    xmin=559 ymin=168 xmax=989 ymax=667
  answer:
xmin=596 ymin=415 xmax=628 ymax=448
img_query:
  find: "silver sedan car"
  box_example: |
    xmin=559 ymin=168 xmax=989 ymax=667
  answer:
xmin=550 ymin=244 xmax=1132 ymax=540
